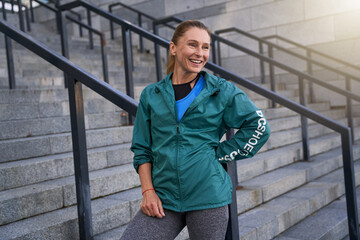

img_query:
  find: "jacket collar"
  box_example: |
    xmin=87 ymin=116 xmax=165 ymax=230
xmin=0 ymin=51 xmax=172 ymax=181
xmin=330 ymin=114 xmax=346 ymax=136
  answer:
xmin=155 ymin=71 xmax=223 ymax=121
xmin=157 ymin=71 xmax=221 ymax=94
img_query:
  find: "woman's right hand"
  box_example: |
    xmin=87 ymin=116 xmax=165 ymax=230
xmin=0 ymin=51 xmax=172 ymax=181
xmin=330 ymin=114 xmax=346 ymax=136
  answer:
xmin=141 ymin=190 xmax=166 ymax=218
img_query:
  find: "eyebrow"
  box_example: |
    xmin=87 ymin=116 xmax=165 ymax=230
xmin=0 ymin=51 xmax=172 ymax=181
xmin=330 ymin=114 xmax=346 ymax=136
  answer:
xmin=187 ymin=39 xmax=210 ymax=45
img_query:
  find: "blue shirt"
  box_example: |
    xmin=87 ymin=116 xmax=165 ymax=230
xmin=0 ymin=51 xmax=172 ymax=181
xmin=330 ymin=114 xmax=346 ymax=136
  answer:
xmin=175 ymin=75 xmax=205 ymax=122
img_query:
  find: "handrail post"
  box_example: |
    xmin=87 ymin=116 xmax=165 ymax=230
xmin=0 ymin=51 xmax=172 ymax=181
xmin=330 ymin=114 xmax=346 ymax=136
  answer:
xmin=211 ymin=36 xmax=222 ymax=67
xmin=100 ymin=35 xmax=109 ymax=83
xmin=2 ymin=7 xmax=16 ymax=89
xmin=341 ymin=129 xmax=359 ymax=240
xmin=299 ymin=77 xmax=310 ymax=160
xmin=122 ymin=26 xmax=135 ymax=124
xmin=109 ymin=5 xmax=114 ymax=40
xmin=78 ymin=14 xmax=83 ymax=37
xmin=268 ymin=45 xmax=276 ymax=108
xmin=67 ymin=76 xmax=93 ymax=240
xmin=216 ymin=38 xmax=221 ymax=66
xmin=138 ymin=12 xmax=144 ymax=53
xmin=224 ymin=129 xmax=239 ymax=240
xmin=58 ymin=10 xmax=69 ymax=88
xmin=10 ymin=0 xmax=14 ymax=13
xmin=54 ymin=0 xmax=61 ymax=34
xmin=30 ymin=0 xmax=35 ymax=23
xmin=86 ymin=9 xmax=93 ymax=49
xmin=153 ymin=22 xmax=162 ymax=82
xmin=30 ymin=0 xmax=34 ymax=22
xmin=24 ymin=7 xmax=31 ymax=31
xmin=211 ymin=37 xmax=219 ymax=65
xmin=259 ymin=42 xmax=265 ymax=84
xmin=17 ymin=0 xmax=25 ymax=31
xmin=346 ymin=77 xmax=354 ymax=142
xmin=1 ymin=0 xmax=6 ymax=19
xmin=5 ymin=33 xmax=16 ymax=89
xmin=306 ymin=49 xmax=314 ymax=103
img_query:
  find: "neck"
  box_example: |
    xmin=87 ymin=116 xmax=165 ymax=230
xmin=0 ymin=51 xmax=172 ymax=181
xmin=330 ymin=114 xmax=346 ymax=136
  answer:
xmin=171 ymin=70 xmax=198 ymax=85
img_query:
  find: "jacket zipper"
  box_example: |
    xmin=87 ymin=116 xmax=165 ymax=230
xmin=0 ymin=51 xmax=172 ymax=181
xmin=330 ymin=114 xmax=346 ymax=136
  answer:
xmin=176 ymin=123 xmax=183 ymax=211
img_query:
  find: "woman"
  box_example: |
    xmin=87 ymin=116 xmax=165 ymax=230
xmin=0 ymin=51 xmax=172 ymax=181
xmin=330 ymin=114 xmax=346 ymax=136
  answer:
xmin=121 ymin=20 xmax=270 ymax=239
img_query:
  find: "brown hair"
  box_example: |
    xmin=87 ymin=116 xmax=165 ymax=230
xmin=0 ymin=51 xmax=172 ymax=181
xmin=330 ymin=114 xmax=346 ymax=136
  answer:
xmin=166 ymin=20 xmax=211 ymax=75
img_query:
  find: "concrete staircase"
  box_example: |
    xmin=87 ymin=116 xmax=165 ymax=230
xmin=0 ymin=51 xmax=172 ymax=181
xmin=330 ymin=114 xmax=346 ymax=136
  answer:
xmin=1 ymin=6 xmax=360 ymax=240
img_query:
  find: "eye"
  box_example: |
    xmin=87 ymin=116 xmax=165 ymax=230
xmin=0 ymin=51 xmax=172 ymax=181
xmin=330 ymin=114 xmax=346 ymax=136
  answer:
xmin=203 ymin=45 xmax=210 ymax=50
xmin=189 ymin=42 xmax=196 ymax=47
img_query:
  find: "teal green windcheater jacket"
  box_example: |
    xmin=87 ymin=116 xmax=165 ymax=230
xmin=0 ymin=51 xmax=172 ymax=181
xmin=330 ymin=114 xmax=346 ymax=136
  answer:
xmin=131 ymin=71 xmax=270 ymax=212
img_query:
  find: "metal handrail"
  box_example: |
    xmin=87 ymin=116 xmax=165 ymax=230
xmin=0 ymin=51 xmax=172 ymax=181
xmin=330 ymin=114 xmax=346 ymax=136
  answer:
xmin=28 ymin=0 xmax=107 ymax=85
xmin=2 ymin=1 xmax=358 ymax=239
xmin=263 ymin=34 xmax=360 ymax=72
xmin=56 ymin=2 xmax=358 ymax=239
xmin=57 ymin=0 xmax=171 ymax=110
xmin=1 ymin=0 xmax=31 ymax=31
xmin=0 ymin=18 xmax=138 ymax=239
xmin=108 ymin=1 xmax=176 ymax=52
xmin=65 ymin=14 xmax=108 ymax=83
xmin=109 ymin=1 xmax=153 ymax=52
xmin=29 ymin=0 xmax=83 ymax=36
xmin=215 ymin=28 xmax=360 ymax=108
xmin=152 ymin=16 xmax=181 ymax=81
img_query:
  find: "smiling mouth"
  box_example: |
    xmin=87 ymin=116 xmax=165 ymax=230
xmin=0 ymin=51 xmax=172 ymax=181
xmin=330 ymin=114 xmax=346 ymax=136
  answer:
xmin=190 ymin=59 xmax=203 ymax=64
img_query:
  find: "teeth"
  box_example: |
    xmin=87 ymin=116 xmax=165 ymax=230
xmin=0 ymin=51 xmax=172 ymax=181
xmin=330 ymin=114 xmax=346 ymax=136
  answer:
xmin=190 ymin=60 xmax=202 ymax=64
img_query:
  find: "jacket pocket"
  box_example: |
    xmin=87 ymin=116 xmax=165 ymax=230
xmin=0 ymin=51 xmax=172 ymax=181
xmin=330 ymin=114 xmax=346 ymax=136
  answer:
xmin=208 ymin=147 xmax=226 ymax=184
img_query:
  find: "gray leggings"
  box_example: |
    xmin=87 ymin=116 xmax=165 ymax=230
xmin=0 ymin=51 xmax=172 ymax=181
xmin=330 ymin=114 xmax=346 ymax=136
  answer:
xmin=121 ymin=205 xmax=229 ymax=240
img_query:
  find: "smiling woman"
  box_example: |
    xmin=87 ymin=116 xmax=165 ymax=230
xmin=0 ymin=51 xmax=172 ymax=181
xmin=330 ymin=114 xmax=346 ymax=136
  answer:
xmin=121 ymin=20 xmax=270 ymax=240
xmin=169 ymin=27 xmax=210 ymax=85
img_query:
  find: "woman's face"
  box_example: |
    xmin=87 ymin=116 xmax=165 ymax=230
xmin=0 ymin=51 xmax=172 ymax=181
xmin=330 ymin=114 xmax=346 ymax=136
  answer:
xmin=170 ymin=27 xmax=211 ymax=75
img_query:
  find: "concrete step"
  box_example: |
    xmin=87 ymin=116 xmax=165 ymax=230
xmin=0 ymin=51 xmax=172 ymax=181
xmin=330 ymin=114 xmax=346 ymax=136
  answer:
xmin=237 ymin=143 xmax=360 ymax=211
xmin=236 ymin=130 xmax=360 ymax=184
xmin=0 ymin=87 xmax=106 ymax=104
xmin=0 ymin=97 xmax=125 ymax=122
xmin=268 ymin=108 xmax=346 ymax=132
xmin=274 ymin=179 xmax=360 ymax=240
xmin=0 ymin=88 xmax=127 ymax=121
xmin=0 ymin=142 xmax=132 ymax=191
xmin=235 ymin=158 xmax=360 ymax=240
xmin=0 ymin=188 xmax=141 ymax=239
xmin=262 ymin=102 xmax=331 ymax=120
xmin=242 ymin=87 xmax=299 ymax=101
xmin=0 ymin=163 xmax=139 ymax=225
xmin=0 ymin=125 xmax=133 ymax=162
xmin=0 ymin=110 xmax=129 ymax=140
xmin=261 ymin=118 xmax=358 ymax=153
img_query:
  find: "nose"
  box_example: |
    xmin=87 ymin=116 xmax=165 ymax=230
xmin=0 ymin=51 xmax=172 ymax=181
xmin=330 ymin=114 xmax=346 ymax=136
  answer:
xmin=194 ymin=47 xmax=203 ymax=57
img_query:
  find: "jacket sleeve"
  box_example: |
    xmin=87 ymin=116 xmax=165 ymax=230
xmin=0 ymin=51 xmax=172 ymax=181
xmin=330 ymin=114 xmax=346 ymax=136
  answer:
xmin=216 ymin=83 xmax=270 ymax=163
xmin=131 ymin=95 xmax=153 ymax=173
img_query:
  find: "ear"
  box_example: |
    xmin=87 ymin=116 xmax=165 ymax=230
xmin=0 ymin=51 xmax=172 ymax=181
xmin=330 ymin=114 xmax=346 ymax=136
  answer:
xmin=169 ymin=41 xmax=176 ymax=56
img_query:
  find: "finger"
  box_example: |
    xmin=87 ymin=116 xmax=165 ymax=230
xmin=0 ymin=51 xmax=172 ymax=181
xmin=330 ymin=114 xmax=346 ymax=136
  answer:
xmin=153 ymin=207 xmax=162 ymax=218
xmin=149 ymin=202 xmax=161 ymax=218
xmin=158 ymin=201 xmax=165 ymax=217
xmin=148 ymin=203 xmax=157 ymax=217
xmin=141 ymin=204 xmax=151 ymax=217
